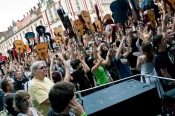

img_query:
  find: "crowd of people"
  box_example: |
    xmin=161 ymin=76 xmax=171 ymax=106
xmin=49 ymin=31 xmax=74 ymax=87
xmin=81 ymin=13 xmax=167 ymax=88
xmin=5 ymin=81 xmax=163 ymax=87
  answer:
xmin=0 ymin=2 xmax=175 ymax=116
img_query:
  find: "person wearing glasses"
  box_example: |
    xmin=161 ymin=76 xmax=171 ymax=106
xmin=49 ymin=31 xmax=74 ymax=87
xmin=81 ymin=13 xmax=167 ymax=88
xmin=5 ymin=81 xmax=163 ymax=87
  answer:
xmin=13 ymin=90 xmax=43 ymax=116
xmin=48 ymin=82 xmax=87 ymax=116
xmin=29 ymin=61 xmax=54 ymax=116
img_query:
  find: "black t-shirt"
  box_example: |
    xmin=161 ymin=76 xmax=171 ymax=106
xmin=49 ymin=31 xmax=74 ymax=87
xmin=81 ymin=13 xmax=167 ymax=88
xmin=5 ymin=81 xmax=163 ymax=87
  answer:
xmin=14 ymin=78 xmax=29 ymax=92
xmin=71 ymin=69 xmax=91 ymax=90
xmin=155 ymin=51 xmax=175 ymax=78
xmin=48 ymin=109 xmax=71 ymax=116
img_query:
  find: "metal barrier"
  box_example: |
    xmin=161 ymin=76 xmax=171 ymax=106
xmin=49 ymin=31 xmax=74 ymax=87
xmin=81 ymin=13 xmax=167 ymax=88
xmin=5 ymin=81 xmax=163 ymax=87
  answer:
xmin=75 ymin=74 xmax=175 ymax=97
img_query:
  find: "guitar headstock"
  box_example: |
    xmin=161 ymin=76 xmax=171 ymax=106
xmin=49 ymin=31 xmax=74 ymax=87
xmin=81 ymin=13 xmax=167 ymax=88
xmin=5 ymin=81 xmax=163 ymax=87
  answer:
xmin=81 ymin=10 xmax=91 ymax=25
xmin=35 ymin=43 xmax=49 ymax=60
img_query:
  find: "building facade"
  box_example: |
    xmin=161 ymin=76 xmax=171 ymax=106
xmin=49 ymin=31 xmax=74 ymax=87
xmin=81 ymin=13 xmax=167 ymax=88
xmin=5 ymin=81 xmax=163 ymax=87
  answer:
xmin=0 ymin=0 xmax=113 ymax=56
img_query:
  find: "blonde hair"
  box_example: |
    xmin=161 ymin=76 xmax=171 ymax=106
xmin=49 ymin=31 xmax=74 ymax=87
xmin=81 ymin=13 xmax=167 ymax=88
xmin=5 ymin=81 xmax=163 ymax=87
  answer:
xmin=13 ymin=90 xmax=30 ymax=112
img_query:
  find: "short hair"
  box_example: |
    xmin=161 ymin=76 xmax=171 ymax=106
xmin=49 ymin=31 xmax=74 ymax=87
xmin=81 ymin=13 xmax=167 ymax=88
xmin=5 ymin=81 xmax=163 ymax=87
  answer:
xmin=13 ymin=90 xmax=30 ymax=112
xmin=70 ymin=59 xmax=81 ymax=69
xmin=3 ymin=93 xmax=14 ymax=108
xmin=49 ymin=82 xmax=74 ymax=113
xmin=1 ymin=80 xmax=9 ymax=92
xmin=153 ymin=34 xmax=163 ymax=53
xmin=3 ymin=93 xmax=19 ymax=115
xmin=31 ymin=61 xmax=42 ymax=76
xmin=52 ymin=71 xmax=62 ymax=83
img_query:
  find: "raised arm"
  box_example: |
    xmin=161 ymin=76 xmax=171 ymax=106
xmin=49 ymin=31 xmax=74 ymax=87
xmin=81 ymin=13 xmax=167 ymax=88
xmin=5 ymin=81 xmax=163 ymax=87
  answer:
xmin=57 ymin=53 xmax=71 ymax=82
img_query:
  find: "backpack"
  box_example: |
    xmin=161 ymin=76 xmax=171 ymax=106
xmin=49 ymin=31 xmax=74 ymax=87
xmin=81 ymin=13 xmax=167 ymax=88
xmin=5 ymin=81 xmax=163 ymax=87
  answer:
xmin=0 ymin=108 xmax=12 ymax=116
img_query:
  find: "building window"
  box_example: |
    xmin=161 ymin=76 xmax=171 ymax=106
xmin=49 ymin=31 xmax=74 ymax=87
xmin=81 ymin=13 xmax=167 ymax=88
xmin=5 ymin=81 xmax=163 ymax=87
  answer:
xmin=54 ymin=4 xmax=59 ymax=19
xmin=34 ymin=23 xmax=37 ymax=27
xmin=90 ymin=0 xmax=93 ymax=9
xmin=75 ymin=0 xmax=81 ymax=11
xmin=48 ymin=8 xmax=54 ymax=21
xmin=26 ymin=28 xmax=29 ymax=32
xmin=23 ymin=31 xmax=25 ymax=37
xmin=16 ymin=35 xmax=18 ymax=39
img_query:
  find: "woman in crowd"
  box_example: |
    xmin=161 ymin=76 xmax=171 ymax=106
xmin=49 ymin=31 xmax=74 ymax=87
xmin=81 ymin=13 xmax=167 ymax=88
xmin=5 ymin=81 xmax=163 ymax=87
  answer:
xmin=13 ymin=90 xmax=43 ymax=116
xmin=136 ymin=41 xmax=164 ymax=98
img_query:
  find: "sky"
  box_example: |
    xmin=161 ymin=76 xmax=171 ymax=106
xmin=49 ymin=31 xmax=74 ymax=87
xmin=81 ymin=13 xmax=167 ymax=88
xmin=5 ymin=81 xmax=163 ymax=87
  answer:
xmin=0 ymin=0 xmax=39 ymax=32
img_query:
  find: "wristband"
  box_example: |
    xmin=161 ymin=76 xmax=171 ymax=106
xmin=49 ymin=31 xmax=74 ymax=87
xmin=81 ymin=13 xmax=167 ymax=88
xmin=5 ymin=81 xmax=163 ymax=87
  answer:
xmin=81 ymin=113 xmax=87 ymax=116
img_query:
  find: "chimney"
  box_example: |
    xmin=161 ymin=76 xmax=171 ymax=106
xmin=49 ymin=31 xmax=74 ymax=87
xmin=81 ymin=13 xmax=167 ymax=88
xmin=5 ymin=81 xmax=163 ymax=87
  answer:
xmin=23 ymin=15 xmax=25 ymax=18
xmin=27 ymin=12 xmax=28 ymax=15
xmin=33 ymin=6 xmax=36 ymax=10
xmin=18 ymin=20 xmax=19 ymax=22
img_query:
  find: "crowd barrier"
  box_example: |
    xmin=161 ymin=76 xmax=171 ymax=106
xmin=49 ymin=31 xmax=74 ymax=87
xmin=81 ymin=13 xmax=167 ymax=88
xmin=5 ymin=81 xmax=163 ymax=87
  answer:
xmin=75 ymin=74 xmax=175 ymax=115
xmin=75 ymin=74 xmax=175 ymax=95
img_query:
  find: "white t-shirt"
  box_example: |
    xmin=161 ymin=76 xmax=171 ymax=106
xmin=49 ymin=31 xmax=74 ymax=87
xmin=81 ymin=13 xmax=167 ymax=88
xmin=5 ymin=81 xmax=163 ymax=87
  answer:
xmin=17 ymin=107 xmax=38 ymax=116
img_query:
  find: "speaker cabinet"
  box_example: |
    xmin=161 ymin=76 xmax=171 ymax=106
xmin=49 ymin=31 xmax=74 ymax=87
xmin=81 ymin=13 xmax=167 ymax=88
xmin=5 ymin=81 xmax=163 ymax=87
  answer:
xmin=82 ymin=79 xmax=161 ymax=116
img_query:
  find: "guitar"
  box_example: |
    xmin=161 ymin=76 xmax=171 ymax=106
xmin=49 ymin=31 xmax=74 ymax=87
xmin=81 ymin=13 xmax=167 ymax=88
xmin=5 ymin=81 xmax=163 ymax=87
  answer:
xmin=78 ymin=10 xmax=96 ymax=41
xmin=36 ymin=25 xmax=47 ymax=43
xmin=73 ymin=25 xmax=90 ymax=58
xmin=57 ymin=7 xmax=67 ymax=29
xmin=78 ymin=10 xmax=91 ymax=30
xmin=165 ymin=0 xmax=175 ymax=10
xmin=35 ymin=43 xmax=49 ymax=67
xmin=127 ymin=0 xmax=138 ymax=22
xmin=7 ymin=49 xmax=14 ymax=61
xmin=144 ymin=9 xmax=157 ymax=29
xmin=94 ymin=20 xmax=102 ymax=33
xmin=64 ymin=13 xmax=76 ymax=38
xmin=73 ymin=19 xmax=84 ymax=36
xmin=54 ymin=27 xmax=65 ymax=46
xmin=13 ymin=40 xmax=25 ymax=63
xmin=25 ymin=32 xmax=35 ymax=52
xmin=103 ymin=14 xmax=112 ymax=21
xmin=94 ymin=4 xmax=104 ymax=32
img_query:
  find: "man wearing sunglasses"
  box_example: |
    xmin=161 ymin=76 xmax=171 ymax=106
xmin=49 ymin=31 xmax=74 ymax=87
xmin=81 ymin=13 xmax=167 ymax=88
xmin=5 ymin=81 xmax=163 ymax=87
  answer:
xmin=29 ymin=61 xmax=54 ymax=116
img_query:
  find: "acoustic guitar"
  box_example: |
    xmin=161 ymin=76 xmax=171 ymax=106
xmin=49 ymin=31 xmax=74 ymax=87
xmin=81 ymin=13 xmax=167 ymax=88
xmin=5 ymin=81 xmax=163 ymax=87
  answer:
xmin=73 ymin=19 xmax=84 ymax=36
xmin=54 ymin=27 xmax=65 ymax=46
xmin=144 ymin=9 xmax=157 ymax=29
xmin=13 ymin=40 xmax=25 ymax=63
xmin=165 ymin=0 xmax=175 ymax=10
xmin=64 ymin=13 xmax=76 ymax=38
xmin=35 ymin=43 xmax=49 ymax=67
xmin=78 ymin=10 xmax=91 ymax=30
xmin=94 ymin=4 xmax=104 ymax=32
xmin=103 ymin=14 xmax=112 ymax=21
xmin=25 ymin=32 xmax=35 ymax=52
xmin=94 ymin=20 xmax=102 ymax=32
xmin=128 ymin=0 xmax=138 ymax=22
xmin=78 ymin=10 xmax=96 ymax=42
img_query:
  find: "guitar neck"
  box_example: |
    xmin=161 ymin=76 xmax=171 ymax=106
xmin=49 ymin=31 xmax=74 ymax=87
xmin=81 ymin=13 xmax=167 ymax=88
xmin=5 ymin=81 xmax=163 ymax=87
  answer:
xmin=88 ymin=23 xmax=96 ymax=42
xmin=41 ymin=52 xmax=49 ymax=68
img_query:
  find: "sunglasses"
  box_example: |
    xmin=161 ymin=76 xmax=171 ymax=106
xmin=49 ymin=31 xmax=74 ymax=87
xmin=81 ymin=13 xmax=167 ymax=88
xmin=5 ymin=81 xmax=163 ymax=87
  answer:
xmin=36 ymin=66 xmax=47 ymax=70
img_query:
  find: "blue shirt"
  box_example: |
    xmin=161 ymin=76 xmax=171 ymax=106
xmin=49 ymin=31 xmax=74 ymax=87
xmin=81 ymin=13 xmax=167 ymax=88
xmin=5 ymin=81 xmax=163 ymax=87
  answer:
xmin=112 ymin=55 xmax=132 ymax=79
